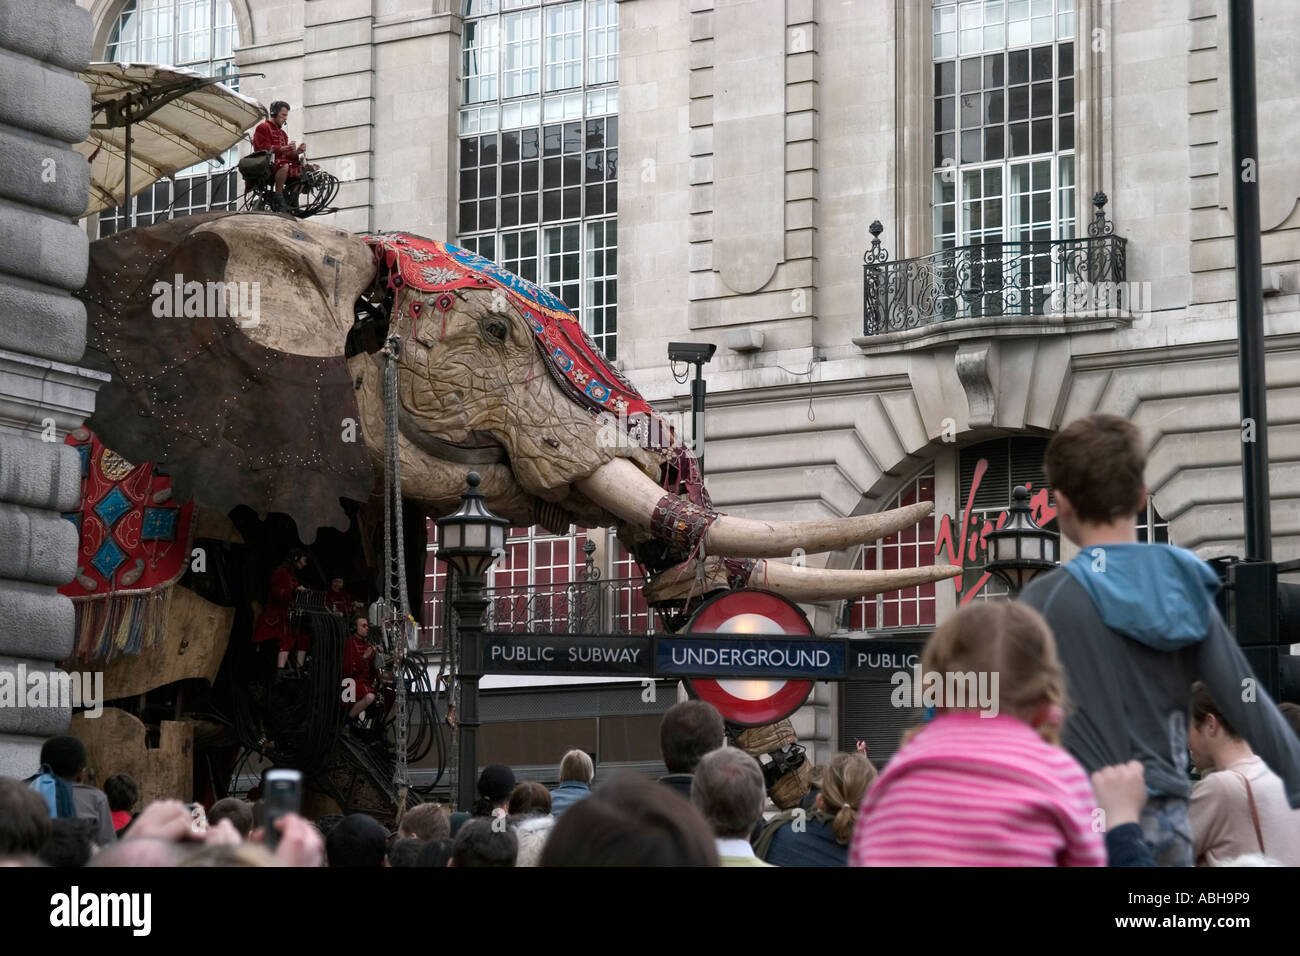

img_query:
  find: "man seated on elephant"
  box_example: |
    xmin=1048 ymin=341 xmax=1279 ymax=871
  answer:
xmin=251 ymin=102 xmax=316 ymax=213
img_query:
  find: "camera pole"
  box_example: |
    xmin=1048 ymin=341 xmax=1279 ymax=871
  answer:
xmin=668 ymin=343 xmax=717 ymax=473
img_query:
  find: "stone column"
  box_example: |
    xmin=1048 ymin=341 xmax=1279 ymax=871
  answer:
xmin=0 ymin=0 xmax=101 ymax=777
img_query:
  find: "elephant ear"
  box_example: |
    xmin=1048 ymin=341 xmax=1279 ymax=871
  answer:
xmin=77 ymin=211 xmax=377 ymax=539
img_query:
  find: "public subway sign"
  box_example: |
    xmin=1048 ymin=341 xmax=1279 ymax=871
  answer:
xmin=484 ymin=635 xmax=652 ymax=676
xmin=933 ymin=457 xmax=1057 ymax=605
xmin=481 ymin=633 xmax=923 ymax=684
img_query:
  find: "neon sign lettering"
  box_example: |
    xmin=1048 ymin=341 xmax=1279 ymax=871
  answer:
xmin=933 ymin=458 xmax=1057 ymax=604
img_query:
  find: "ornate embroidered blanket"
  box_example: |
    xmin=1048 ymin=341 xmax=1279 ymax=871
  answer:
xmin=59 ymin=427 xmax=196 ymax=661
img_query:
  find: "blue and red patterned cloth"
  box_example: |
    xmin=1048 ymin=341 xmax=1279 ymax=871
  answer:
xmin=59 ymin=428 xmax=195 ymax=660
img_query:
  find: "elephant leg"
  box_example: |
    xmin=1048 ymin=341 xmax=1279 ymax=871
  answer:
xmin=731 ymin=719 xmax=813 ymax=810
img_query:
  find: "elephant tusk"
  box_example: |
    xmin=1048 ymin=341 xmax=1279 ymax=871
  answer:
xmin=748 ymin=559 xmax=962 ymax=602
xmin=577 ymin=457 xmax=944 ymax=558
xmin=707 ymin=502 xmax=939 ymax=558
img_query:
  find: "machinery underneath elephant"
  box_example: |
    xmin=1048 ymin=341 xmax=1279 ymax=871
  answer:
xmin=73 ymin=211 xmax=960 ymax=809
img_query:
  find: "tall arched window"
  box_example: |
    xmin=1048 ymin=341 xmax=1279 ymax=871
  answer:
xmin=98 ymin=0 xmax=242 ymax=235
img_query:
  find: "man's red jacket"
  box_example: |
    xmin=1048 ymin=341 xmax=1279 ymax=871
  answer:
xmin=251 ymin=119 xmax=301 ymax=177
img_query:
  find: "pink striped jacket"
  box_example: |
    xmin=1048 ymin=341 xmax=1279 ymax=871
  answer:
xmin=849 ymin=712 xmax=1106 ymax=867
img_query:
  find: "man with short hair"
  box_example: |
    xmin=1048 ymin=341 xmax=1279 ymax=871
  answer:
xmin=449 ymin=817 xmax=517 ymax=868
xmin=1188 ymin=682 xmax=1300 ymax=866
xmin=251 ymin=101 xmax=307 ymax=212
xmin=550 ymin=749 xmax=595 ymax=817
xmin=35 ymin=736 xmax=115 ymax=847
xmin=397 ymin=802 xmax=450 ymax=843
xmin=691 ymin=747 xmax=773 ymax=867
xmin=325 ymin=813 xmax=389 ymax=867
xmin=658 ymin=700 xmax=724 ymax=800
xmin=1021 ymin=413 xmax=1300 ymax=866
xmin=207 ymin=797 xmax=253 ymax=840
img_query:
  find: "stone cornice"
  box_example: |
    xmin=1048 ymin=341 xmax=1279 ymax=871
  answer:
xmin=0 ymin=349 xmax=108 ymax=438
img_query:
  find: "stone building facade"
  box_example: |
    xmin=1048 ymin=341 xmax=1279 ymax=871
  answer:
xmin=0 ymin=0 xmax=100 ymax=776
xmin=67 ymin=0 xmax=1300 ymax=771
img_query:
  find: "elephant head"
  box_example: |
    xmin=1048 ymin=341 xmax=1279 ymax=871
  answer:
xmin=77 ymin=212 xmax=958 ymax=608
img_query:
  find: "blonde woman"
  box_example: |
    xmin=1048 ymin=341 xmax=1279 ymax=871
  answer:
xmin=754 ymin=751 xmax=877 ymax=866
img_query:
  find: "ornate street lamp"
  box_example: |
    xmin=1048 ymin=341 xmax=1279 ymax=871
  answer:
xmin=984 ymin=485 xmax=1059 ymax=595
xmin=435 ymin=471 xmax=510 ymax=811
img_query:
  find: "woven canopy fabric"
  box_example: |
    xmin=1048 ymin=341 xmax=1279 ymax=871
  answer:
xmin=76 ymin=62 xmax=264 ymax=215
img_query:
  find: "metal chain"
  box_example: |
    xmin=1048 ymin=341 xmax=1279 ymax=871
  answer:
xmin=382 ymin=335 xmax=410 ymax=798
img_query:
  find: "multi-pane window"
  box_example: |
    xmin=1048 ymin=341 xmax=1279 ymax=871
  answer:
xmin=463 ymin=16 xmax=500 ymax=103
xmin=585 ymin=219 xmax=617 ymax=357
xmin=543 ymin=223 xmax=581 ymax=309
xmin=502 ymin=10 xmax=540 ymax=98
xmin=458 ymin=0 xmax=619 ymax=358
xmin=586 ymin=0 xmax=618 ymax=85
xmin=1137 ymin=497 xmax=1172 ymax=544
xmin=99 ymin=0 xmax=241 ymax=236
xmin=932 ymin=0 xmax=1076 ymax=255
xmin=607 ymin=528 xmax=650 ymax=634
xmin=544 ymin=3 xmax=582 ymax=91
xmin=422 ymin=523 xmax=655 ymax=646
xmin=847 ymin=470 xmax=938 ymax=631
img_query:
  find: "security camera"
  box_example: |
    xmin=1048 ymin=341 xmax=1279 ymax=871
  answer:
xmin=667 ymin=342 xmax=717 ymax=364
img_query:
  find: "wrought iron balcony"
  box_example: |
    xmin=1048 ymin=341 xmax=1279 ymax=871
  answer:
xmin=863 ymin=193 xmax=1127 ymax=337
xmin=421 ymin=575 xmax=655 ymax=648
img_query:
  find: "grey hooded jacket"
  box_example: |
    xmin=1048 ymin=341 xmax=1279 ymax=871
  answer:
xmin=1021 ymin=543 xmax=1300 ymax=808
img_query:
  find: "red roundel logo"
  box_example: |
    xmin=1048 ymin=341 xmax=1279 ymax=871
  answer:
xmin=684 ymin=589 xmax=814 ymax=727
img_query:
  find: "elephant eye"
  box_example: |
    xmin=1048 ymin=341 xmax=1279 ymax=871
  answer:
xmin=484 ymin=317 xmax=509 ymax=342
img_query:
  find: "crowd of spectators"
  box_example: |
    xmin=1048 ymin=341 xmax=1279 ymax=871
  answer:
xmin=3 ymin=414 xmax=1299 ymax=868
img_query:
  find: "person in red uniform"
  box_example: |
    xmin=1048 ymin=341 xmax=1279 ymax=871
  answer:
xmin=251 ymin=101 xmax=307 ymax=213
xmin=252 ymin=548 xmax=311 ymax=670
xmin=343 ymin=616 xmax=379 ymax=720
xmin=324 ymin=576 xmax=359 ymax=618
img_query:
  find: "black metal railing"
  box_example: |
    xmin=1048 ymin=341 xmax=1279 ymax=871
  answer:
xmin=863 ymin=193 xmax=1127 ymax=336
xmin=421 ymin=575 xmax=655 ymax=648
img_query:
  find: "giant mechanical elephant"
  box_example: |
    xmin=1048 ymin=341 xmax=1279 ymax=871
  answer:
xmin=76 ymin=211 xmax=959 ymax=805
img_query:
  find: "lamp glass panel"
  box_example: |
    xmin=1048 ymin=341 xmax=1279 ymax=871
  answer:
xmin=1024 ymin=536 xmax=1042 ymax=561
xmin=464 ymin=524 xmax=488 ymax=549
xmin=995 ymin=536 xmax=1018 ymax=561
xmin=441 ymin=523 xmax=463 ymax=550
xmin=488 ymin=523 xmax=506 ymax=551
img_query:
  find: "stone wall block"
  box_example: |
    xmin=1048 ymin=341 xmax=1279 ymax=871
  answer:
xmin=0 ymin=661 xmax=73 ymax=736
xmin=0 ymin=280 xmax=85 ymax=362
xmin=0 ymin=51 xmax=91 ymax=143
xmin=0 ymin=204 xmax=88 ymax=291
xmin=0 ymin=435 xmax=81 ymax=511
xmin=0 ymin=580 xmax=75 ymax=659
xmin=0 ymin=129 xmax=90 ymax=219
xmin=0 ymin=0 xmax=91 ymax=72
xmin=0 ymin=505 xmax=78 ymax=585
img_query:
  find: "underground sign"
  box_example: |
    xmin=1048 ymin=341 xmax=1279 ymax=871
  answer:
xmin=681 ymin=588 xmax=816 ymax=726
